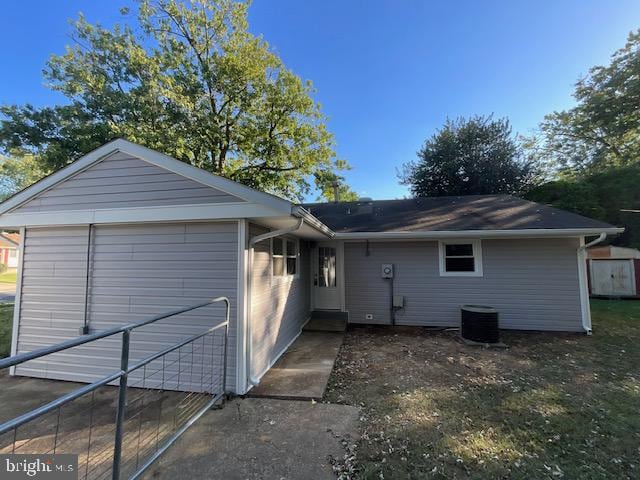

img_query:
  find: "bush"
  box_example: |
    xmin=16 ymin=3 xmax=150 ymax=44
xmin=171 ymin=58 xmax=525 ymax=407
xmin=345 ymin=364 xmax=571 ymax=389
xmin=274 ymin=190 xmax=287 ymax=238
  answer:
xmin=0 ymin=264 xmax=7 ymax=275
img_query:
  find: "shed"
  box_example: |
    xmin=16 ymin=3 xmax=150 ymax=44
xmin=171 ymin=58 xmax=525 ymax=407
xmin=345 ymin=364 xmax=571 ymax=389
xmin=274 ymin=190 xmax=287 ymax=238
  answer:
xmin=587 ymin=246 xmax=640 ymax=298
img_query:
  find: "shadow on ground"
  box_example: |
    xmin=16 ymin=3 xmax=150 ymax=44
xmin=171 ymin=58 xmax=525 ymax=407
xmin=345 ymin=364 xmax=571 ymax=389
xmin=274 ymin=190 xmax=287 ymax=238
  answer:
xmin=325 ymin=300 xmax=640 ymax=479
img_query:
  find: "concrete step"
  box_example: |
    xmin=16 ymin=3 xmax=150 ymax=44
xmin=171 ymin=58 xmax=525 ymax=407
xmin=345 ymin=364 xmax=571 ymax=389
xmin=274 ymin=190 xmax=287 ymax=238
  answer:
xmin=309 ymin=310 xmax=348 ymax=321
xmin=303 ymin=317 xmax=347 ymax=333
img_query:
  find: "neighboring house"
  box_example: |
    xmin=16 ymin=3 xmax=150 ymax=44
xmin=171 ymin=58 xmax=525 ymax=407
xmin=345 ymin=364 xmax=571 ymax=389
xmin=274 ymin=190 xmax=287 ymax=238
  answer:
xmin=0 ymin=139 xmax=623 ymax=395
xmin=587 ymin=245 xmax=640 ymax=298
xmin=0 ymin=232 xmax=19 ymax=269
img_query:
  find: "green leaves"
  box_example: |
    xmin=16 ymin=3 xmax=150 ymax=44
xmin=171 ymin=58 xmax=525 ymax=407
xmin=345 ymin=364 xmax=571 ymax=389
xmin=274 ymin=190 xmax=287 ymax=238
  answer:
xmin=0 ymin=152 xmax=48 ymax=201
xmin=535 ymin=30 xmax=640 ymax=174
xmin=399 ymin=115 xmax=538 ymax=197
xmin=0 ymin=0 xmax=347 ymax=201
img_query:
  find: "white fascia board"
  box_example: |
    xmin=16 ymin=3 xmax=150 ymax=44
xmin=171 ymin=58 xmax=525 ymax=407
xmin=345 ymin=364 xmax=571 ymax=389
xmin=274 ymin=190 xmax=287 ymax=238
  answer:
xmin=334 ymin=227 xmax=624 ymax=241
xmin=0 ymin=202 xmax=284 ymax=228
xmin=0 ymin=138 xmax=294 ymax=217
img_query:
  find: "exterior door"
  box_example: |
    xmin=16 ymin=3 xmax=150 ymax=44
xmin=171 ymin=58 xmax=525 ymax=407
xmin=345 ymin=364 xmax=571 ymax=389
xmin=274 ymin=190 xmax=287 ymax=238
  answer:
xmin=590 ymin=260 xmax=635 ymax=296
xmin=312 ymin=242 xmax=341 ymax=310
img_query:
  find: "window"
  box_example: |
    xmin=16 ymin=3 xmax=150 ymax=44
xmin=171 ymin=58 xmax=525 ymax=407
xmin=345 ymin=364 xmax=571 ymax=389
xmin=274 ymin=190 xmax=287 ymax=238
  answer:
xmin=272 ymin=237 xmax=299 ymax=278
xmin=438 ymin=240 xmax=482 ymax=276
xmin=8 ymin=250 xmax=17 ymax=259
xmin=286 ymin=240 xmax=297 ymax=275
xmin=318 ymin=247 xmax=336 ymax=287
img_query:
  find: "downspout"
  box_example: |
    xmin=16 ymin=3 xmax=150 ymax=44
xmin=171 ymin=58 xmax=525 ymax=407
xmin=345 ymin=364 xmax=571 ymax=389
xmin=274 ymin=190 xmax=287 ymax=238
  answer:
xmin=245 ymin=218 xmax=304 ymax=388
xmin=577 ymin=232 xmax=607 ymax=334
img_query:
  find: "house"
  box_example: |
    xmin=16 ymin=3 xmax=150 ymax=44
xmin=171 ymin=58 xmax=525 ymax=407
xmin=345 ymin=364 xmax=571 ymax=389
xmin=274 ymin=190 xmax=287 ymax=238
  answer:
xmin=0 ymin=139 xmax=623 ymax=395
xmin=587 ymin=245 xmax=640 ymax=298
xmin=0 ymin=232 xmax=19 ymax=269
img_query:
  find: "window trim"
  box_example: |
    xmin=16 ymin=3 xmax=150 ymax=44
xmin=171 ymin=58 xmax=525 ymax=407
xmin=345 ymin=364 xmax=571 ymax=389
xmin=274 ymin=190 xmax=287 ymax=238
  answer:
xmin=438 ymin=240 xmax=483 ymax=277
xmin=271 ymin=236 xmax=300 ymax=282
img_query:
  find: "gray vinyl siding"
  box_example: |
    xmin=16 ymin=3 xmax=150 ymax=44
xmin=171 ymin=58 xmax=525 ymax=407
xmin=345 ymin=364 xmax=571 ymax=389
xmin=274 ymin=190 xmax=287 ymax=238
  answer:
xmin=345 ymin=238 xmax=583 ymax=331
xmin=13 ymin=152 xmax=243 ymax=212
xmin=249 ymin=224 xmax=310 ymax=380
xmin=15 ymin=222 xmax=238 ymax=392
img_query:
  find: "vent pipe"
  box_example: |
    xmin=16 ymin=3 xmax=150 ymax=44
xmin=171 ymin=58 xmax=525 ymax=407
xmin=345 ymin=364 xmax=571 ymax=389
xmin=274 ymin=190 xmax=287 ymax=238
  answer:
xmin=332 ymin=181 xmax=340 ymax=203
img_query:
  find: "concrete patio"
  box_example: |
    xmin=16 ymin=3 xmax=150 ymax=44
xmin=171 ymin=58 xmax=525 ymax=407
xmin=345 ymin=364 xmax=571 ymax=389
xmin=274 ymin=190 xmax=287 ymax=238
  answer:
xmin=143 ymin=397 xmax=359 ymax=480
xmin=0 ymin=371 xmax=359 ymax=479
xmin=248 ymin=331 xmax=344 ymax=400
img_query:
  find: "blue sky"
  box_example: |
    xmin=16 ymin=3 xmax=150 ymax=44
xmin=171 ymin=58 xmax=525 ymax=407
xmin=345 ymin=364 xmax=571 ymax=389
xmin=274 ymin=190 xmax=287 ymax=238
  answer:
xmin=1 ymin=1 xmax=639 ymax=201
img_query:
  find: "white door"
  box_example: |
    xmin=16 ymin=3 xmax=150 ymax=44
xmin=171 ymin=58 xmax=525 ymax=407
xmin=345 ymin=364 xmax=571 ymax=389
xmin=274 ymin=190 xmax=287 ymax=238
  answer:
xmin=590 ymin=260 xmax=635 ymax=296
xmin=312 ymin=242 xmax=341 ymax=310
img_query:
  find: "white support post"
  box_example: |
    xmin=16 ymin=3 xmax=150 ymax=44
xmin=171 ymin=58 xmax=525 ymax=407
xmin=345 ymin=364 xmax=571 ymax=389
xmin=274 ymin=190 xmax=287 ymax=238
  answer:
xmin=10 ymin=227 xmax=26 ymax=375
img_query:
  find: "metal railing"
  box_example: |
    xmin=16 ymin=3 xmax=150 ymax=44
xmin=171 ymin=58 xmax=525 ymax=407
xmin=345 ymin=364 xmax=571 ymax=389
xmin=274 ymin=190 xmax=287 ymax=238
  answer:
xmin=0 ymin=296 xmax=230 ymax=480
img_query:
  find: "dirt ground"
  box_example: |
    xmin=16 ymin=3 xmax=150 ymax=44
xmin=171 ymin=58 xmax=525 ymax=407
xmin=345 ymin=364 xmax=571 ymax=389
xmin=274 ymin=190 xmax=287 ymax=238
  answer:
xmin=324 ymin=300 xmax=640 ymax=479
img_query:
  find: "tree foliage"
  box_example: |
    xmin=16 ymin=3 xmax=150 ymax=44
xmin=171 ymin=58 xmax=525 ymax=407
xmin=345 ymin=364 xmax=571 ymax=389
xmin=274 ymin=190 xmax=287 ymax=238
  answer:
xmin=0 ymin=153 xmax=48 ymax=201
xmin=399 ymin=115 xmax=538 ymax=197
xmin=534 ymin=30 xmax=640 ymax=174
xmin=0 ymin=0 xmax=350 ymax=200
xmin=526 ymin=165 xmax=640 ymax=248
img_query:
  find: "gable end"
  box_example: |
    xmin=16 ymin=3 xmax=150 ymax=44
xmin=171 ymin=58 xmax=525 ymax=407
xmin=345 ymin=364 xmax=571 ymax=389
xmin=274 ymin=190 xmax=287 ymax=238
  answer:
xmin=11 ymin=151 xmax=245 ymax=213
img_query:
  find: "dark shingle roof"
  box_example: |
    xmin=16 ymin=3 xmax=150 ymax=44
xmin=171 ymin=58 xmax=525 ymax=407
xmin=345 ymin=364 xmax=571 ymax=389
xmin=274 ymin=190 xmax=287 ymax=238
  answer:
xmin=302 ymin=195 xmax=615 ymax=233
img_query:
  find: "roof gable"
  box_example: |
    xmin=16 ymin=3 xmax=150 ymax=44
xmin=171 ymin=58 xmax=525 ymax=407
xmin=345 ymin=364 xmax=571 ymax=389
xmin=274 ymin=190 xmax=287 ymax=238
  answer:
xmin=11 ymin=151 xmax=243 ymax=213
xmin=0 ymin=233 xmax=18 ymax=248
xmin=0 ymin=139 xmax=293 ymax=216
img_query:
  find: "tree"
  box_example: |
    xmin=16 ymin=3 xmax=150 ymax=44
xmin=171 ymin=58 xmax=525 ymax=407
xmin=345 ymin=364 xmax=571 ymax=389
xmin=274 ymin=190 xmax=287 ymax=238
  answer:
xmin=0 ymin=0 xmax=350 ymax=200
xmin=534 ymin=30 xmax=640 ymax=174
xmin=314 ymin=170 xmax=358 ymax=202
xmin=526 ymin=165 xmax=640 ymax=248
xmin=0 ymin=152 xmax=48 ymax=201
xmin=399 ymin=115 xmax=537 ymax=197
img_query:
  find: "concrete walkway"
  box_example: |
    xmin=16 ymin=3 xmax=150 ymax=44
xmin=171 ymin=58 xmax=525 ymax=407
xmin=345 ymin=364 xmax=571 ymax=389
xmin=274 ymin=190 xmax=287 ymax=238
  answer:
xmin=0 ymin=372 xmax=359 ymax=480
xmin=249 ymin=331 xmax=344 ymax=400
xmin=144 ymin=398 xmax=360 ymax=480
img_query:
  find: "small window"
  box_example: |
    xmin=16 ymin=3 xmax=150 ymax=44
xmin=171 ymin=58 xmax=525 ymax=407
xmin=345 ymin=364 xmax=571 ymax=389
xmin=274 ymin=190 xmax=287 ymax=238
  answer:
xmin=439 ymin=241 xmax=482 ymax=276
xmin=272 ymin=237 xmax=299 ymax=278
xmin=286 ymin=240 xmax=297 ymax=275
xmin=8 ymin=250 xmax=17 ymax=259
xmin=272 ymin=238 xmax=285 ymax=276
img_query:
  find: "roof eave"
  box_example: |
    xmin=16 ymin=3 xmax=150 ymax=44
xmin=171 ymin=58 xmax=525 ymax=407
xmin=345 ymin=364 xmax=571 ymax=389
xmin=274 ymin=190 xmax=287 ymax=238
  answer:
xmin=333 ymin=227 xmax=624 ymax=240
xmin=291 ymin=205 xmax=335 ymax=238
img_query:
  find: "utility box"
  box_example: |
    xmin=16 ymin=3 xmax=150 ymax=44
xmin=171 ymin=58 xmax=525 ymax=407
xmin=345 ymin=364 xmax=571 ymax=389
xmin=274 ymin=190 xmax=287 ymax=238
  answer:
xmin=393 ymin=295 xmax=404 ymax=308
xmin=381 ymin=263 xmax=394 ymax=278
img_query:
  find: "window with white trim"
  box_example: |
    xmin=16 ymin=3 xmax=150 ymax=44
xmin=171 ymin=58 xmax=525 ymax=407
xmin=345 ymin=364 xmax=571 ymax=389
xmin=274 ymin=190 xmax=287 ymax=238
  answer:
xmin=8 ymin=249 xmax=17 ymax=259
xmin=438 ymin=240 xmax=482 ymax=276
xmin=272 ymin=237 xmax=299 ymax=277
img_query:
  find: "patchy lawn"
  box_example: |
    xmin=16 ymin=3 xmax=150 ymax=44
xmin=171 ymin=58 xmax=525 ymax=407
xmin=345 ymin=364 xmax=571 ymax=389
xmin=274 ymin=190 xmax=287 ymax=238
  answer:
xmin=0 ymin=303 xmax=13 ymax=357
xmin=0 ymin=272 xmax=17 ymax=284
xmin=325 ymin=300 xmax=640 ymax=479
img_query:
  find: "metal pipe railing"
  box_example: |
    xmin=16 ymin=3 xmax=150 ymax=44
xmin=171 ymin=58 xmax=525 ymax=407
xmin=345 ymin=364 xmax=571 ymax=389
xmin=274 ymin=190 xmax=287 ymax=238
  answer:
xmin=0 ymin=296 xmax=230 ymax=480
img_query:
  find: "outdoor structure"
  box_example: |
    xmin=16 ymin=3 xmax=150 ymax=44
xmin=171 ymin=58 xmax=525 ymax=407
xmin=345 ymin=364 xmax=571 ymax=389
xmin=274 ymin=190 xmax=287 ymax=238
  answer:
xmin=0 ymin=232 xmax=19 ymax=268
xmin=587 ymin=245 xmax=640 ymax=298
xmin=0 ymin=139 xmax=623 ymax=395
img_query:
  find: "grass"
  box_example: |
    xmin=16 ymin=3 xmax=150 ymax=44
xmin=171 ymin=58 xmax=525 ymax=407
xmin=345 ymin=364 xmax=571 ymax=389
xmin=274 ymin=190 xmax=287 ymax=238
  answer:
xmin=0 ymin=303 xmax=14 ymax=357
xmin=0 ymin=271 xmax=17 ymax=284
xmin=325 ymin=300 xmax=640 ymax=479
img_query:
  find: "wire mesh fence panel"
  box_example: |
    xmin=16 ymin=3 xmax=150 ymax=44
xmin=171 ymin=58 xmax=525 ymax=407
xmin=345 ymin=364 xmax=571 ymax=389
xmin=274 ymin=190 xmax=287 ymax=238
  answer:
xmin=0 ymin=384 xmax=119 ymax=480
xmin=0 ymin=297 xmax=229 ymax=480
xmin=118 ymin=329 xmax=226 ymax=480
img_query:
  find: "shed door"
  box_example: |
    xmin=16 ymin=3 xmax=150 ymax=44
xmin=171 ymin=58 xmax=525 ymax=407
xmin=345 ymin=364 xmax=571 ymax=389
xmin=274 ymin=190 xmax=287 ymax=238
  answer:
xmin=590 ymin=260 xmax=635 ymax=296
